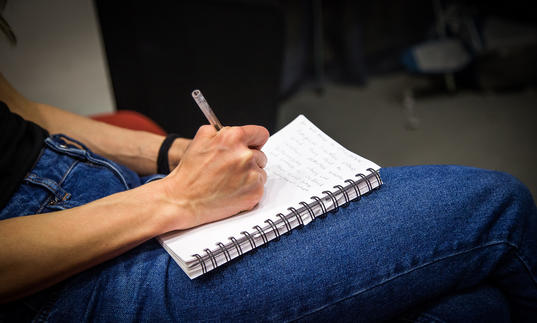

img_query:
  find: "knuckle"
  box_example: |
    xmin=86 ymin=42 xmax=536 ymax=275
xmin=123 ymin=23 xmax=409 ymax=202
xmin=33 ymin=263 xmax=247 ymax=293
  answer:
xmin=259 ymin=151 xmax=268 ymax=168
xmin=258 ymin=126 xmax=270 ymax=140
xmin=243 ymin=149 xmax=254 ymax=160
xmin=231 ymin=127 xmax=246 ymax=141
xmin=196 ymin=125 xmax=215 ymax=137
xmin=219 ymin=126 xmax=242 ymax=143
xmin=237 ymin=149 xmax=254 ymax=166
xmin=247 ymin=169 xmax=260 ymax=183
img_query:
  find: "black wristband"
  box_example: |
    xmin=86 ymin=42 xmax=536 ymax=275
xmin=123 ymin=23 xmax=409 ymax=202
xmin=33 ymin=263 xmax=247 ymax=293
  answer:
xmin=157 ymin=133 xmax=181 ymax=174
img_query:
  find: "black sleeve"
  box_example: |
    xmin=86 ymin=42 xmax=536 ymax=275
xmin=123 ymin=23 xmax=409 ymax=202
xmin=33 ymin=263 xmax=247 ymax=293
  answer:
xmin=0 ymin=101 xmax=49 ymax=209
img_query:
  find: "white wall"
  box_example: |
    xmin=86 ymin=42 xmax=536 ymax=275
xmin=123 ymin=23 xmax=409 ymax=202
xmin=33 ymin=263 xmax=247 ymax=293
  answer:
xmin=0 ymin=0 xmax=114 ymax=115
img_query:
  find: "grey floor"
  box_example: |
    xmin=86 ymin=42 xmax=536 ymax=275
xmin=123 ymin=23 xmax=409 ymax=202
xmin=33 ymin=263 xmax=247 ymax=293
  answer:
xmin=278 ymin=73 xmax=537 ymax=200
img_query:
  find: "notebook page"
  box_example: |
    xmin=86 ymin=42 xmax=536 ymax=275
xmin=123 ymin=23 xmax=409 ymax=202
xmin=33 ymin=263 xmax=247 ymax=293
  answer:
xmin=158 ymin=115 xmax=380 ymax=262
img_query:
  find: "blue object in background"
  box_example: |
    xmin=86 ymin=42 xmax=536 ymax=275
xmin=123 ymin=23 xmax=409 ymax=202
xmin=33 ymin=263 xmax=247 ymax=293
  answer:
xmin=402 ymin=38 xmax=472 ymax=74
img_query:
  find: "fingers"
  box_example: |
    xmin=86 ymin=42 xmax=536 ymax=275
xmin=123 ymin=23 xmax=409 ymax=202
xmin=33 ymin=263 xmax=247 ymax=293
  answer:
xmin=258 ymin=167 xmax=267 ymax=184
xmin=238 ymin=125 xmax=270 ymax=149
xmin=195 ymin=124 xmax=218 ymax=139
xmin=195 ymin=125 xmax=269 ymax=150
xmin=193 ymin=124 xmax=268 ymax=170
xmin=251 ymin=149 xmax=267 ymax=168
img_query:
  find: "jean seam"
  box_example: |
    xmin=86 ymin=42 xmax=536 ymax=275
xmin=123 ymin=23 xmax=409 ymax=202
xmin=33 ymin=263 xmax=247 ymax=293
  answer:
xmin=25 ymin=176 xmax=59 ymax=197
xmin=30 ymin=159 xmax=79 ymax=214
xmin=57 ymin=159 xmax=79 ymax=187
xmin=45 ymin=137 xmax=130 ymax=190
xmin=84 ymin=153 xmax=129 ymax=190
xmin=292 ymin=240 xmax=524 ymax=322
xmin=36 ymin=195 xmax=54 ymax=214
xmin=413 ymin=312 xmax=447 ymax=323
xmin=512 ymin=248 xmax=537 ymax=288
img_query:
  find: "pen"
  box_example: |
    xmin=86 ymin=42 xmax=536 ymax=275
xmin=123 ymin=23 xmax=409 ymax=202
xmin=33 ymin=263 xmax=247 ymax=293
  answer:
xmin=192 ymin=89 xmax=224 ymax=131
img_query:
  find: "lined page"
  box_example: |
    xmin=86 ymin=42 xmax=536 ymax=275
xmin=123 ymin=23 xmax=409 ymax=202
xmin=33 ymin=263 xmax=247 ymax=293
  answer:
xmin=158 ymin=115 xmax=380 ymax=263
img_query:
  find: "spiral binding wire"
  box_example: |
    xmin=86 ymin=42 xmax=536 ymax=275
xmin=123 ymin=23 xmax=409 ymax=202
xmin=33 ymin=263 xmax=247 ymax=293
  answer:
xmin=310 ymin=196 xmax=327 ymax=217
xmin=241 ymin=231 xmax=256 ymax=250
xmin=356 ymin=173 xmax=372 ymax=191
xmin=229 ymin=236 xmax=242 ymax=256
xmin=217 ymin=242 xmax=231 ymax=262
xmin=191 ymin=168 xmax=382 ymax=275
xmin=344 ymin=178 xmax=361 ymax=201
xmin=204 ymin=248 xmax=217 ymax=269
xmin=253 ymin=225 xmax=269 ymax=245
xmin=322 ymin=190 xmax=339 ymax=213
xmin=299 ymin=201 xmax=316 ymax=221
xmin=277 ymin=212 xmax=292 ymax=232
xmin=193 ymin=253 xmax=207 ymax=273
xmin=368 ymin=167 xmax=383 ymax=186
xmin=264 ymin=218 xmax=280 ymax=240
xmin=333 ymin=184 xmax=350 ymax=207
xmin=288 ymin=207 xmax=304 ymax=228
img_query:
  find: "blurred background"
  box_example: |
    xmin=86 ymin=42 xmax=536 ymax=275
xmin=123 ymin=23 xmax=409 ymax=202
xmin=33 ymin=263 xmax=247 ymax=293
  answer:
xmin=1 ymin=0 xmax=536 ymax=198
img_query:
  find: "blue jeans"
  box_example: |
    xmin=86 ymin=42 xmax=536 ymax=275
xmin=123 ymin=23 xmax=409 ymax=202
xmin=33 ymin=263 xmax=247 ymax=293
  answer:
xmin=1 ymin=134 xmax=536 ymax=322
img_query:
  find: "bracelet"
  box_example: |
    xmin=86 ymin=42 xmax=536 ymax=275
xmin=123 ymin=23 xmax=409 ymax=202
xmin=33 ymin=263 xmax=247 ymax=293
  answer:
xmin=157 ymin=133 xmax=181 ymax=174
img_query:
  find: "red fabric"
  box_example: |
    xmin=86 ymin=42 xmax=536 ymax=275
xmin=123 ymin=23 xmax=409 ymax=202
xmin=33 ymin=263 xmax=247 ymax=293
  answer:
xmin=91 ymin=110 xmax=166 ymax=136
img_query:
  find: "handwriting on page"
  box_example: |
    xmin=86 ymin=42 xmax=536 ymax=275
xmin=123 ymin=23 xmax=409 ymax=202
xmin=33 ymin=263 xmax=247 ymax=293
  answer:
xmin=264 ymin=116 xmax=365 ymax=194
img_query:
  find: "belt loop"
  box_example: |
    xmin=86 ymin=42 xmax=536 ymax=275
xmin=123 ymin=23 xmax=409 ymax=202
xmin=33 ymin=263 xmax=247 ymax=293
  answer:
xmin=25 ymin=173 xmax=71 ymax=202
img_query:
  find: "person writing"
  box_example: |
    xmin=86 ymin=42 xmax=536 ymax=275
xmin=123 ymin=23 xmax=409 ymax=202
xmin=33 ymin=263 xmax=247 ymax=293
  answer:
xmin=0 ymin=72 xmax=536 ymax=322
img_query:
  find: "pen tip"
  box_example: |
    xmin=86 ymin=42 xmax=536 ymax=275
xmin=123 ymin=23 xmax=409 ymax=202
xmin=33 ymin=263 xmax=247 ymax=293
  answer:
xmin=192 ymin=89 xmax=200 ymax=97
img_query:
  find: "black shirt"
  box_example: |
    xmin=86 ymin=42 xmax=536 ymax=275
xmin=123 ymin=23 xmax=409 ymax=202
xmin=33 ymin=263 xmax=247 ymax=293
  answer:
xmin=0 ymin=101 xmax=49 ymax=209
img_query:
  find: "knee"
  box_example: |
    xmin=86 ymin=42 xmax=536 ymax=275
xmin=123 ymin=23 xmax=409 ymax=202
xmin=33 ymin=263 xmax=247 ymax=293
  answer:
xmin=422 ymin=165 xmax=534 ymax=215
xmin=481 ymin=170 xmax=534 ymax=207
xmin=382 ymin=165 xmax=534 ymax=213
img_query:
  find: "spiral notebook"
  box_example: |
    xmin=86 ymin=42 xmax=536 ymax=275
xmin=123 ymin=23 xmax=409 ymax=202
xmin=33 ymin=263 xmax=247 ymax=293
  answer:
xmin=158 ymin=115 xmax=382 ymax=279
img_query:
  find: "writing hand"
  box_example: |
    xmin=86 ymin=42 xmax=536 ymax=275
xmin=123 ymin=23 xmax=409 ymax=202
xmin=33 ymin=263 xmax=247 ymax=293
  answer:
xmin=160 ymin=125 xmax=269 ymax=230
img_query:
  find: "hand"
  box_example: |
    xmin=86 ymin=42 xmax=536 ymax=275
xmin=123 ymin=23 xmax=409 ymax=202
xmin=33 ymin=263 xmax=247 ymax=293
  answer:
xmin=160 ymin=125 xmax=269 ymax=230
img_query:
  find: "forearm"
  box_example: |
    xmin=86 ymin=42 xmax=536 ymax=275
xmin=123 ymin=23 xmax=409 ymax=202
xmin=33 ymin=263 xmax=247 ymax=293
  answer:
xmin=33 ymin=102 xmax=169 ymax=174
xmin=0 ymin=73 xmax=189 ymax=174
xmin=0 ymin=180 xmax=183 ymax=303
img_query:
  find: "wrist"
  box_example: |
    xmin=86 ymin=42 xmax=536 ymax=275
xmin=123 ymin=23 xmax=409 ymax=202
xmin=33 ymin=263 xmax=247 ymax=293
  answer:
xmin=167 ymin=138 xmax=191 ymax=171
xmin=145 ymin=178 xmax=195 ymax=233
xmin=157 ymin=134 xmax=181 ymax=174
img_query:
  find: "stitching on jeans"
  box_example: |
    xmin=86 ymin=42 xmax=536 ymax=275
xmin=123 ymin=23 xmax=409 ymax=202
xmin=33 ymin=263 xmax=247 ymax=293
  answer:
xmin=36 ymin=198 xmax=52 ymax=214
xmin=84 ymin=155 xmax=129 ymax=189
xmin=58 ymin=160 xmax=79 ymax=186
xmin=512 ymin=248 xmax=537 ymax=287
xmin=26 ymin=179 xmax=57 ymax=194
xmin=46 ymin=137 xmax=130 ymax=189
xmin=291 ymin=240 xmax=530 ymax=322
xmin=415 ymin=311 xmax=447 ymax=323
xmin=27 ymin=160 xmax=79 ymax=213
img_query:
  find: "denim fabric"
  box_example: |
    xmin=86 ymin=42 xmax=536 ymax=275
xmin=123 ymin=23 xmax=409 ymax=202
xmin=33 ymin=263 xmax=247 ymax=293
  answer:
xmin=1 ymin=135 xmax=536 ymax=322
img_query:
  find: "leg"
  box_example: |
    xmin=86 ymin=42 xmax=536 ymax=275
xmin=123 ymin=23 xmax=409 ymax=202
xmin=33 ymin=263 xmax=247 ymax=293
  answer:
xmin=36 ymin=165 xmax=536 ymax=322
xmin=395 ymin=285 xmax=511 ymax=322
xmin=0 ymin=135 xmax=142 ymax=322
